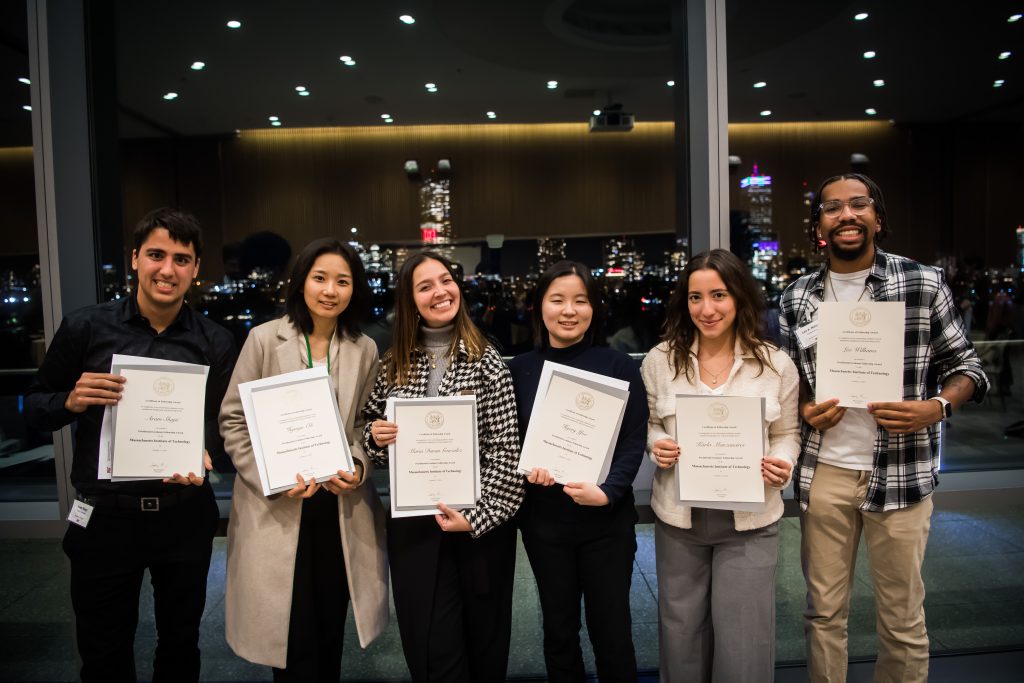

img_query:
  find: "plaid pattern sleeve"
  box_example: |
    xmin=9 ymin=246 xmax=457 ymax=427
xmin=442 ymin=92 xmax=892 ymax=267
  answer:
xmin=359 ymin=343 xmax=524 ymax=537
xmin=459 ymin=346 xmax=524 ymax=537
xmin=779 ymin=249 xmax=990 ymax=512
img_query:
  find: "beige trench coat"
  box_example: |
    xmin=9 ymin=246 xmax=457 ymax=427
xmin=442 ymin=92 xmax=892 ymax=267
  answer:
xmin=220 ymin=317 xmax=388 ymax=668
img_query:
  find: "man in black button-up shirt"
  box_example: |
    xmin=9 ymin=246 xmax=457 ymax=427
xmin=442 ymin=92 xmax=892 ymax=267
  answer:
xmin=27 ymin=208 xmax=237 ymax=683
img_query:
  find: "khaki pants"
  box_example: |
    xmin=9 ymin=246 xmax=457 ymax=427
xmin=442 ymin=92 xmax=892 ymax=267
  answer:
xmin=800 ymin=462 xmax=932 ymax=683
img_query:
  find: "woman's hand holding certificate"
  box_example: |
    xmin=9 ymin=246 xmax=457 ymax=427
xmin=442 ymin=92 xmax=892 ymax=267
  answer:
xmin=517 ymin=361 xmax=629 ymax=486
xmin=238 ymin=366 xmax=355 ymax=497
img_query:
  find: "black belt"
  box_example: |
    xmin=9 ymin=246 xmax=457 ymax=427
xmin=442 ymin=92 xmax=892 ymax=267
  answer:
xmin=76 ymin=484 xmax=205 ymax=512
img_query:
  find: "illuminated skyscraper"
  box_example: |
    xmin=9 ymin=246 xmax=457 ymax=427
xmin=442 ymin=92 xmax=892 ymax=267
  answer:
xmin=740 ymin=164 xmax=779 ymax=282
xmin=536 ymin=238 xmax=566 ymax=273
xmin=604 ymin=237 xmax=645 ymax=282
xmin=419 ymin=171 xmax=453 ymax=260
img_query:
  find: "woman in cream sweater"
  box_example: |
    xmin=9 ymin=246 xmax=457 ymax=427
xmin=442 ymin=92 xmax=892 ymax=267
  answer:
xmin=640 ymin=249 xmax=800 ymax=682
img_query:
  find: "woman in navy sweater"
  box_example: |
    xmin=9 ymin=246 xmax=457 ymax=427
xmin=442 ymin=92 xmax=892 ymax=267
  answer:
xmin=508 ymin=260 xmax=648 ymax=683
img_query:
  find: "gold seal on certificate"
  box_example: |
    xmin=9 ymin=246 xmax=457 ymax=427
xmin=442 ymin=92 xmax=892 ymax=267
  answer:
xmin=110 ymin=362 xmax=208 ymax=480
xmin=815 ymin=301 xmax=905 ymax=407
xmin=238 ymin=366 xmax=355 ymax=496
xmin=675 ymin=395 xmax=765 ymax=506
xmin=387 ymin=396 xmax=480 ymax=518
xmin=517 ymin=361 xmax=629 ymax=485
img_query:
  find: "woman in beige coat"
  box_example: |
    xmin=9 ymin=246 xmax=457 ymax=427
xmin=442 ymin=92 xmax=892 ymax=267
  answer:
xmin=220 ymin=239 xmax=388 ymax=681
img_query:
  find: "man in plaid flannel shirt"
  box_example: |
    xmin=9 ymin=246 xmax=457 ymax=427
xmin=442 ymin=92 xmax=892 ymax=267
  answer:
xmin=779 ymin=174 xmax=988 ymax=682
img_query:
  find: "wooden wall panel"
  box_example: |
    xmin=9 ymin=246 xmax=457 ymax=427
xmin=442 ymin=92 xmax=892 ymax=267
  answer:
xmin=0 ymin=147 xmax=38 ymax=256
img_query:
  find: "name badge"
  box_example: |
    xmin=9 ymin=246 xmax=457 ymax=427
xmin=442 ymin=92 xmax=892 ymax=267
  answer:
xmin=795 ymin=319 xmax=819 ymax=350
xmin=68 ymin=499 xmax=94 ymax=528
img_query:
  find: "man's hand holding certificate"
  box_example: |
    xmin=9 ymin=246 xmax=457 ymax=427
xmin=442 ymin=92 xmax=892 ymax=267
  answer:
xmin=517 ymin=361 xmax=629 ymax=486
xmin=108 ymin=356 xmax=208 ymax=480
xmin=815 ymin=301 xmax=905 ymax=407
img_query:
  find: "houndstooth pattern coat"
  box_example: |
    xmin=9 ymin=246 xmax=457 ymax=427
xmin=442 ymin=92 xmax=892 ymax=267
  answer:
xmin=362 ymin=341 xmax=524 ymax=537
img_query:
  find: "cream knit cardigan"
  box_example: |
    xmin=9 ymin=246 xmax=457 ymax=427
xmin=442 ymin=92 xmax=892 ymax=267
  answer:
xmin=641 ymin=339 xmax=801 ymax=531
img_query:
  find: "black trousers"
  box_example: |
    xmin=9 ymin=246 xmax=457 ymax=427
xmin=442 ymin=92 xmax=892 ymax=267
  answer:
xmin=388 ymin=515 xmax=517 ymax=683
xmin=273 ymin=488 xmax=350 ymax=683
xmin=520 ymin=497 xmax=639 ymax=683
xmin=62 ymin=486 xmax=219 ymax=683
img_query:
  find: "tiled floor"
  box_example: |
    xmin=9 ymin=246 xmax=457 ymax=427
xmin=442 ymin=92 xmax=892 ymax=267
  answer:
xmin=2 ymin=493 xmax=1023 ymax=682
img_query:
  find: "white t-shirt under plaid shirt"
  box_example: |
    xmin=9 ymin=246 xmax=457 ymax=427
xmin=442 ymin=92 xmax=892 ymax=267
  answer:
xmin=778 ymin=249 xmax=989 ymax=512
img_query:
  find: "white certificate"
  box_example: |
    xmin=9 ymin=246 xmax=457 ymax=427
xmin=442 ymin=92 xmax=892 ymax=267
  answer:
xmin=110 ymin=363 xmax=208 ymax=480
xmin=387 ymin=396 xmax=479 ymax=518
xmin=239 ymin=366 xmax=355 ymax=497
xmin=675 ymin=395 xmax=766 ymax=506
xmin=517 ymin=361 xmax=629 ymax=485
xmin=99 ymin=354 xmax=208 ymax=479
xmin=815 ymin=301 xmax=905 ymax=407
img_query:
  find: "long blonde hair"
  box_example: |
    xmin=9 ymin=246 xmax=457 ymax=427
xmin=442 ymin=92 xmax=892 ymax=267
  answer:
xmin=383 ymin=252 xmax=488 ymax=385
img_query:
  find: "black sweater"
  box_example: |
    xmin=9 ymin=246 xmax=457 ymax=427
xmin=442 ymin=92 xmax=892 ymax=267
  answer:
xmin=508 ymin=341 xmax=648 ymax=523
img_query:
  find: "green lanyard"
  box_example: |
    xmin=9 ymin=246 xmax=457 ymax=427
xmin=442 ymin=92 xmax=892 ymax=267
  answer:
xmin=304 ymin=333 xmax=331 ymax=372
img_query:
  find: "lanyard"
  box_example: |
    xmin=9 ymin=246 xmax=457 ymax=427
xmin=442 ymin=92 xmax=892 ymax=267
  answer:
xmin=304 ymin=333 xmax=332 ymax=372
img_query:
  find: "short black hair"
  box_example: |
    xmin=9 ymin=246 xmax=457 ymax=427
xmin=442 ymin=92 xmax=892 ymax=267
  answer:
xmin=284 ymin=238 xmax=370 ymax=340
xmin=133 ymin=207 xmax=204 ymax=259
xmin=808 ymin=173 xmax=889 ymax=246
xmin=530 ymin=260 xmax=605 ymax=349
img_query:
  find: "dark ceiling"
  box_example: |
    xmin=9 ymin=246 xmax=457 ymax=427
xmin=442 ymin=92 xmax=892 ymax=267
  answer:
xmin=1 ymin=0 xmax=1021 ymax=146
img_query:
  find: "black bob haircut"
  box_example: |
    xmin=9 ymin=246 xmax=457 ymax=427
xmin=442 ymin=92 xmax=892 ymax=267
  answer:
xmin=284 ymin=238 xmax=370 ymax=340
xmin=530 ymin=260 xmax=605 ymax=349
xmin=133 ymin=207 xmax=204 ymax=259
xmin=808 ymin=172 xmax=890 ymax=246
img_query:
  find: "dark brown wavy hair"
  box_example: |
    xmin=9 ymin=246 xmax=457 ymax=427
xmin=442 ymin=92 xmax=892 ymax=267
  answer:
xmin=383 ymin=251 xmax=488 ymax=385
xmin=662 ymin=249 xmax=776 ymax=381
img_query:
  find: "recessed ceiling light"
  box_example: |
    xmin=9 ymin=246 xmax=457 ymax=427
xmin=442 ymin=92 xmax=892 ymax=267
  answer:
xmin=399 ymin=14 xmax=415 ymax=24
xmin=760 ymin=110 xmax=771 ymax=116
xmin=547 ymin=80 xmax=558 ymax=89
xmin=298 ymin=91 xmax=310 ymax=96
xmin=268 ymin=116 xmax=279 ymax=122
xmin=190 ymin=61 xmax=205 ymax=71
xmin=18 ymin=77 xmax=30 ymax=85
xmin=865 ymin=108 xmax=877 ymax=115
xmin=863 ymin=50 xmax=876 ymax=59
xmin=666 ymin=80 xmax=675 ymax=86
xmin=1009 ymin=14 xmax=1022 ymax=23
xmin=163 ymin=92 xmax=178 ymax=100
xmin=295 ymin=86 xmax=306 ymax=92
xmin=343 ymin=59 xmax=356 ymax=67
xmin=854 ymin=12 xmax=869 ymax=20
xmin=340 ymin=55 xmax=352 ymax=62
xmin=486 ymin=111 xmax=496 ymax=118
xmin=384 ymin=118 xmax=394 ymax=123
xmin=381 ymin=114 xmax=391 ymax=119
xmin=271 ymin=121 xmax=282 ymax=127
xmin=999 ymin=51 xmax=1012 ymax=60
xmin=427 ymin=87 xmax=437 ymax=93
xmin=873 ymin=79 xmax=885 ymax=87
xmin=22 ymin=104 xmax=31 ymax=111
xmin=226 ymin=20 xmax=241 ymax=29
xmin=994 ymin=79 xmax=1005 ymax=87
xmin=753 ymin=81 xmax=767 ymax=88
xmin=593 ymin=109 xmax=601 ymax=116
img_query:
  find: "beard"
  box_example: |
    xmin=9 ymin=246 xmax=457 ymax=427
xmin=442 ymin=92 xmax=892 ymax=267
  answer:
xmin=826 ymin=223 xmax=872 ymax=262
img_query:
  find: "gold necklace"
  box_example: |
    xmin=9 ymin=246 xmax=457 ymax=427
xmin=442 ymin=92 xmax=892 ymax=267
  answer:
xmin=699 ymin=354 xmax=734 ymax=385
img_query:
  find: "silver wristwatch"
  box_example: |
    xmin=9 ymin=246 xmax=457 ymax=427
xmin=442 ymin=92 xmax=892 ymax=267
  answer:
xmin=930 ymin=396 xmax=952 ymax=421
